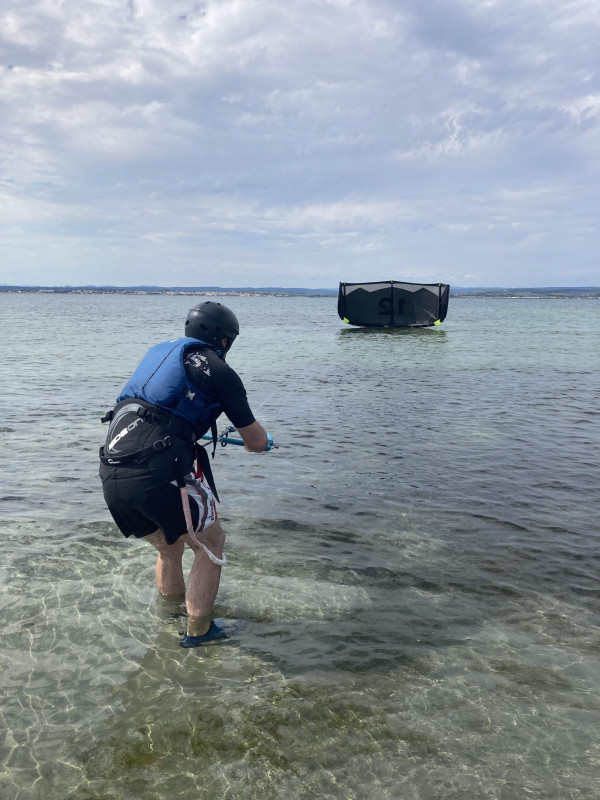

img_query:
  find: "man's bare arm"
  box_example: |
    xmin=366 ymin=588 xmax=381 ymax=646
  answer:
xmin=237 ymin=421 xmax=269 ymax=452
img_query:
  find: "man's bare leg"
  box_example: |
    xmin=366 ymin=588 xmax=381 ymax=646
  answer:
xmin=182 ymin=520 xmax=226 ymax=637
xmin=144 ymin=529 xmax=186 ymax=600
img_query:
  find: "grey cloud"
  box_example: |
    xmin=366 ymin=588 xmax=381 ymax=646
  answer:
xmin=0 ymin=0 xmax=598 ymax=286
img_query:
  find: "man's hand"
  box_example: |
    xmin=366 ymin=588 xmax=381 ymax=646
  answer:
xmin=237 ymin=421 xmax=269 ymax=452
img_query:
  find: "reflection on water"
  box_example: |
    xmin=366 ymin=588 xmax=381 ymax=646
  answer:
xmin=338 ymin=325 xmax=447 ymax=337
xmin=0 ymin=293 xmax=599 ymax=800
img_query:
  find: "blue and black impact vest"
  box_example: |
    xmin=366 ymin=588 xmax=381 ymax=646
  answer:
xmin=117 ymin=337 xmax=221 ymax=436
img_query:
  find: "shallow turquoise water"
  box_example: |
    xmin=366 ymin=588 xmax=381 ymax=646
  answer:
xmin=0 ymin=292 xmax=599 ymax=799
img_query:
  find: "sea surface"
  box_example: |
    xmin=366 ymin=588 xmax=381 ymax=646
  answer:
xmin=0 ymin=291 xmax=599 ymax=800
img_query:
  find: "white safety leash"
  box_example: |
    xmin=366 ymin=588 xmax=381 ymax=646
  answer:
xmin=180 ymin=483 xmax=226 ymax=566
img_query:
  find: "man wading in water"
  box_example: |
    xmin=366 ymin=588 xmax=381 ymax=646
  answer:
xmin=99 ymin=302 xmax=272 ymax=647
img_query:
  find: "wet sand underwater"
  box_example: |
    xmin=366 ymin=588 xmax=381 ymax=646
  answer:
xmin=1 ymin=293 xmax=598 ymax=799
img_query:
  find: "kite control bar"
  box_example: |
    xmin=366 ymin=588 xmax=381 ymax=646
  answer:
xmin=201 ymin=426 xmax=277 ymax=451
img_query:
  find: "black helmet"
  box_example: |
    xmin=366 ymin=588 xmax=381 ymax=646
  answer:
xmin=184 ymin=301 xmax=240 ymax=352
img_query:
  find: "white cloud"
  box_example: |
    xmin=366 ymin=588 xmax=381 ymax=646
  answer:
xmin=0 ymin=0 xmax=598 ymax=287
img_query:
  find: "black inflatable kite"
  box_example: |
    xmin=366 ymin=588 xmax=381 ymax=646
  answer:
xmin=338 ymin=280 xmax=450 ymax=328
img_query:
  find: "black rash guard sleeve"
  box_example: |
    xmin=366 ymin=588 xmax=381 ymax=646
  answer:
xmin=183 ymin=346 xmax=256 ymax=430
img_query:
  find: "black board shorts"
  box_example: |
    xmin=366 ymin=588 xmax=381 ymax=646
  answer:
xmin=100 ymin=450 xmax=217 ymax=545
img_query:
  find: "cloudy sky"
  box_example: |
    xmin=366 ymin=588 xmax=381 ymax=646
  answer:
xmin=1 ymin=0 xmax=598 ymax=288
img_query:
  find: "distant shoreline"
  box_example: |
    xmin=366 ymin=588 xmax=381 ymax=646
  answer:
xmin=1 ymin=285 xmax=599 ymax=299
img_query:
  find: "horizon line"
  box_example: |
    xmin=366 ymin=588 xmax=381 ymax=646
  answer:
xmin=2 ymin=283 xmax=599 ymax=291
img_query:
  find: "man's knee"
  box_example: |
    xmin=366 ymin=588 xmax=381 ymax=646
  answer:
xmin=144 ymin=529 xmax=184 ymax=557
